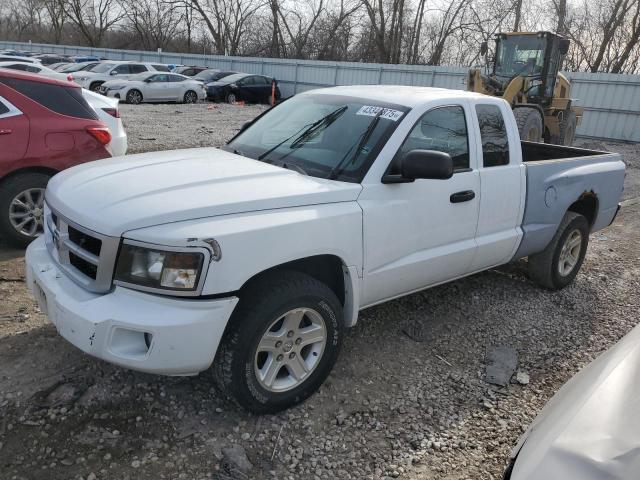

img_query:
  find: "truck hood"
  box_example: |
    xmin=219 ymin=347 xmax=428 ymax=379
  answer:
xmin=510 ymin=322 xmax=640 ymax=480
xmin=46 ymin=148 xmax=362 ymax=237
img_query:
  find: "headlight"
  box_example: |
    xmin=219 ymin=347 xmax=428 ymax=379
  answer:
xmin=109 ymin=85 xmax=125 ymax=90
xmin=114 ymin=242 xmax=206 ymax=293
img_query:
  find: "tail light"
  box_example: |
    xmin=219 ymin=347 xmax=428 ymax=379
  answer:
xmin=101 ymin=107 xmax=120 ymax=118
xmin=67 ymin=74 xmax=74 ymax=82
xmin=86 ymin=126 xmax=111 ymax=145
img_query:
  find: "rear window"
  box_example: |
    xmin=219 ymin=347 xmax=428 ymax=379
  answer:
xmin=0 ymin=77 xmax=97 ymax=120
xmin=476 ymin=104 xmax=510 ymax=167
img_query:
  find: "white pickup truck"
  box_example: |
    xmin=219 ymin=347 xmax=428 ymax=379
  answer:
xmin=26 ymin=86 xmax=625 ymax=413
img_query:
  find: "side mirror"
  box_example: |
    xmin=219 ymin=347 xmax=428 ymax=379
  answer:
xmin=109 ymin=70 xmax=117 ymax=75
xmin=559 ymin=39 xmax=570 ymax=55
xmin=230 ymin=83 xmax=238 ymax=88
xmin=401 ymin=150 xmax=453 ymax=180
xmin=239 ymin=120 xmax=252 ymax=133
xmin=480 ymin=41 xmax=488 ymax=56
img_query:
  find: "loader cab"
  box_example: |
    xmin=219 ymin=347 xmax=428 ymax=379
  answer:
xmin=492 ymin=32 xmax=569 ymax=106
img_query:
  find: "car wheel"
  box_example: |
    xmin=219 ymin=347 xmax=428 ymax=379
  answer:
xmin=126 ymin=89 xmax=143 ymax=105
xmin=0 ymin=173 xmax=50 ymax=248
xmin=89 ymin=82 xmax=103 ymax=93
xmin=183 ymin=90 xmax=198 ymax=104
xmin=214 ymin=270 xmax=344 ymax=413
xmin=528 ymin=211 xmax=590 ymax=290
xmin=226 ymin=92 xmax=237 ymax=104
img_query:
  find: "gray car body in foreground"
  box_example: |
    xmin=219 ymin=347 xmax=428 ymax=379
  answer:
xmin=507 ymin=322 xmax=640 ymax=479
xmin=100 ymin=72 xmax=206 ymax=104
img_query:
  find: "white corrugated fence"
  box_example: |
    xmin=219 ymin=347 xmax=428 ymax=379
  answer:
xmin=1 ymin=40 xmax=638 ymax=142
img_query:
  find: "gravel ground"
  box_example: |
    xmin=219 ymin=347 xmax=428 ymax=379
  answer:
xmin=0 ymin=102 xmax=639 ymax=480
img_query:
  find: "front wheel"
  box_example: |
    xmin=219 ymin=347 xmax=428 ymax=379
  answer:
xmin=0 ymin=173 xmax=50 ymax=248
xmin=226 ymin=92 xmax=237 ymax=104
xmin=514 ymin=107 xmax=543 ymax=143
xmin=214 ymin=271 xmax=343 ymax=413
xmin=126 ymin=89 xmax=143 ymax=105
xmin=528 ymin=211 xmax=589 ymax=290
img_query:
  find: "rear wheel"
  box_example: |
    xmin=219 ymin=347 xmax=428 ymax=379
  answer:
xmin=214 ymin=271 xmax=344 ymax=413
xmin=514 ymin=107 xmax=543 ymax=142
xmin=126 ymin=89 xmax=143 ymax=105
xmin=528 ymin=211 xmax=589 ymax=290
xmin=183 ymin=90 xmax=198 ymax=104
xmin=558 ymin=110 xmax=577 ymax=146
xmin=0 ymin=173 xmax=50 ymax=248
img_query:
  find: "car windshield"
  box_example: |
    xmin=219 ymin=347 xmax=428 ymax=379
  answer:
xmin=224 ymin=94 xmax=409 ymax=183
xmin=194 ymin=70 xmax=220 ymax=81
xmin=495 ymin=35 xmax=546 ymax=78
xmin=63 ymin=63 xmax=93 ymax=72
xmin=91 ymin=63 xmax=115 ymax=73
xmin=217 ymin=73 xmax=246 ymax=85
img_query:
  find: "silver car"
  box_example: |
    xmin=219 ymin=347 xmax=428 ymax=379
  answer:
xmin=99 ymin=72 xmax=206 ymax=104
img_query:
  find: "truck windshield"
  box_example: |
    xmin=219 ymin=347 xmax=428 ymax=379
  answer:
xmin=495 ymin=36 xmax=546 ymax=78
xmin=224 ymin=94 xmax=409 ymax=183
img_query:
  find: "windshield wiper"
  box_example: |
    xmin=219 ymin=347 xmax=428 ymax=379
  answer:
xmin=257 ymin=105 xmax=348 ymax=162
xmin=328 ymin=110 xmax=383 ymax=180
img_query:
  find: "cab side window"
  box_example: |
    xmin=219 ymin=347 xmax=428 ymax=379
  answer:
xmin=476 ymin=104 xmax=510 ymax=167
xmin=395 ymin=105 xmax=470 ymax=171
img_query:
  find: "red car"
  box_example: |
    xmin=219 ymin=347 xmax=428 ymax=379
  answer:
xmin=0 ymin=69 xmax=112 ymax=247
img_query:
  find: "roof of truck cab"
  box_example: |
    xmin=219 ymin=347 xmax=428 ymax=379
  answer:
xmin=304 ymin=85 xmax=492 ymax=108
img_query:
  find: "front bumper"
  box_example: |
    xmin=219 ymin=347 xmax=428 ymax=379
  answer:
xmin=25 ymin=236 xmax=238 ymax=376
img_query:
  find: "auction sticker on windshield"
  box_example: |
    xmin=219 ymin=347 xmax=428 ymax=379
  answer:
xmin=356 ymin=106 xmax=404 ymax=121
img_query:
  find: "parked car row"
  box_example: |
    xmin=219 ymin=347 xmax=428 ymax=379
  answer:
xmin=1 ymin=51 xmax=283 ymax=105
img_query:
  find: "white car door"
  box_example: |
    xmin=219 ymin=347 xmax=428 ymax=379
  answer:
xmin=145 ymin=74 xmax=168 ymax=100
xmin=358 ymin=102 xmax=481 ymax=307
xmin=166 ymin=74 xmax=185 ymax=100
xmin=469 ymin=101 xmax=526 ymax=271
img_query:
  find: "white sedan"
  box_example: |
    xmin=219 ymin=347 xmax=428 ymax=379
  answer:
xmin=99 ymin=72 xmax=206 ymax=104
xmin=0 ymin=61 xmax=70 ymax=81
xmin=82 ymin=89 xmax=128 ymax=157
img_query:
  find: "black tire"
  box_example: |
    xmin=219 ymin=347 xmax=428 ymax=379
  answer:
xmin=558 ymin=110 xmax=577 ymax=146
xmin=126 ymin=89 xmax=143 ymax=105
xmin=89 ymin=82 xmax=103 ymax=93
xmin=183 ymin=90 xmax=198 ymax=104
xmin=226 ymin=92 xmax=237 ymax=104
xmin=0 ymin=173 xmax=51 ymax=248
xmin=214 ymin=270 xmax=344 ymax=413
xmin=528 ymin=211 xmax=589 ymax=290
xmin=514 ymin=107 xmax=543 ymax=142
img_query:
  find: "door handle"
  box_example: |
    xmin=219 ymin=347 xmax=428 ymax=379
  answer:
xmin=0 ymin=129 xmax=12 ymax=135
xmin=450 ymin=190 xmax=475 ymax=203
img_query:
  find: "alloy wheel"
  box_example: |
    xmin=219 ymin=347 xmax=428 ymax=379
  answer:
xmin=558 ymin=229 xmax=582 ymax=276
xmin=254 ymin=307 xmax=327 ymax=392
xmin=9 ymin=188 xmax=45 ymax=238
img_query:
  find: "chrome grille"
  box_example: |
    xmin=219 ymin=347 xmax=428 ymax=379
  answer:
xmin=45 ymin=204 xmax=120 ymax=293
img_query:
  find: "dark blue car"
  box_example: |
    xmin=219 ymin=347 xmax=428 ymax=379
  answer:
xmin=204 ymin=73 xmax=281 ymax=104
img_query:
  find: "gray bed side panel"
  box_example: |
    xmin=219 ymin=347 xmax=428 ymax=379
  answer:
xmin=514 ymin=154 xmax=625 ymax=259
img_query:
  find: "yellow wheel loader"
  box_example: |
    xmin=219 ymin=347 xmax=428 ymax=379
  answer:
xmin=467 ymin=31 xmax=583 ymax=145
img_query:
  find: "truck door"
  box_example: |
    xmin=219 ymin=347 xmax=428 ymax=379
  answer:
xmin=0 ymin=93 xmax=29 ymax=162
xmin=470 ymin=102 xmax=525 ymax=271
xmin=359 ymin=103 xmax=481 ymax=306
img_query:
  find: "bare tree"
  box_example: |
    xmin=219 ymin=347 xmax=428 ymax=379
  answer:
xmin=63 ymin=0 xmax=125 ymax=46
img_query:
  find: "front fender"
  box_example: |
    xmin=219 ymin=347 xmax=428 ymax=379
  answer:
xmin=124 ymin=202 xmax=364 ymax=297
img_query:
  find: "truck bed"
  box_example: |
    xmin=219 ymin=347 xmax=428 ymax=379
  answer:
xmin=521 ymin=141 xmax=608 ymax=163
xmin=514 ymin=142 xmax=625 ymax=259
